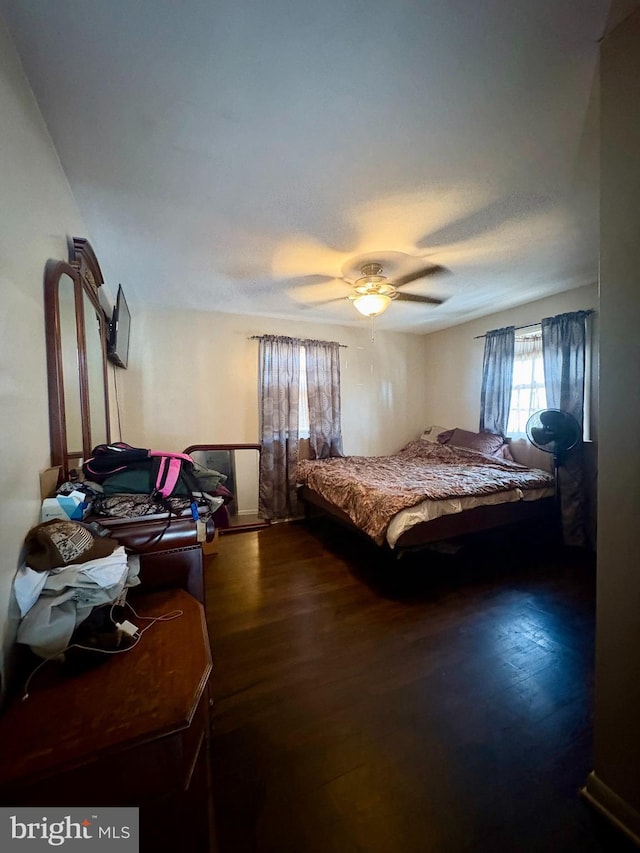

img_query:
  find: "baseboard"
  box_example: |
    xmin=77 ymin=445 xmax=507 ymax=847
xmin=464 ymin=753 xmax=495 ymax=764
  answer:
xmin=582 ymin=771 xmax=640 ymax=847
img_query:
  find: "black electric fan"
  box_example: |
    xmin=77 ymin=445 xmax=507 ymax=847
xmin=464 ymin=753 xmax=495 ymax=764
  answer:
xmin=525 ymin=408 xmax=582 ymax=498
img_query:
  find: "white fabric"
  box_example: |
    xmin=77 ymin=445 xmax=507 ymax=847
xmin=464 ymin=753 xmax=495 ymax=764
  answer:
xmin=45 ymin=548 xmax=132 ymax=591
xmin=15 ymin=547 xmax=141 ymax=658
xmin=13 ymin=566 xmax=48 ymax=618
xmin=420 ymin=425 xmax=450 ymax=442
xmin=386 ymin=485 xmax=554 ymax=548
xmin=509 ymin=438 xmax=554 ymax=472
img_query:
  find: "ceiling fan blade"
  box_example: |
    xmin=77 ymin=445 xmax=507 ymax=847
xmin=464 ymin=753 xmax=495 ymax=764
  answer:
xmin=301 ymin=296 xmax=350 ymax=308
xmin=292 ymin=277 xmax=351 ymax=305
xmin=393 ymin=264 xmax=448 ymax=288
xmin=394 ymin=292 xmax=445 ymax=305
xmin=415 ymin=194 xmax=551 ymax=251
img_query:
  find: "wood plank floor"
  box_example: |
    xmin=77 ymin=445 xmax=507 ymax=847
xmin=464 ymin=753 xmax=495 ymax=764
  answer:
xmin=205 ymin=520 xmax=636 ymax=853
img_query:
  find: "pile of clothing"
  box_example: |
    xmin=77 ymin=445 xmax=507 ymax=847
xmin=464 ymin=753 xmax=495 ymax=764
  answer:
xmin=14 ymin=519 xmax=139 ymax=659
xmin=88 ymin=462 xmax=228 ymax=524
xmin=52 ymin=451 xmax=228 ymax=524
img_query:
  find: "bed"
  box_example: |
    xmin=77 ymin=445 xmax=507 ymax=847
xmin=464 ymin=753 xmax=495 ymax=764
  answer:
xmin=297 ymin=429 xmax=555 ymax=554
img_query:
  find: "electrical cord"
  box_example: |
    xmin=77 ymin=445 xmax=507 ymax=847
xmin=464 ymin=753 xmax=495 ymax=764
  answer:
xmin=22 ymin=603 xmax=183 ymax=701
xmin=113 ymin=361 xmax=123 ymax=442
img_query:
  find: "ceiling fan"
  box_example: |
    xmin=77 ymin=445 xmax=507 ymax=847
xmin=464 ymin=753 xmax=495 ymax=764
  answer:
xmin=343 ymin=260 xmax=447 ymax=319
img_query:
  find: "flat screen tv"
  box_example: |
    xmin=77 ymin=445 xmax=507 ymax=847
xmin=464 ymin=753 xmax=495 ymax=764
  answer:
xmin=107 ymin=285 xmax=131 ymax=369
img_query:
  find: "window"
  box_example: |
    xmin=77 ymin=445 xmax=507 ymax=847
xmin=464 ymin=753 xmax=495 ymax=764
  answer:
xmin=506 ymin=330 xmax=547 ymax=436
xmin=298 ymin=345 xmax=310 ymax=439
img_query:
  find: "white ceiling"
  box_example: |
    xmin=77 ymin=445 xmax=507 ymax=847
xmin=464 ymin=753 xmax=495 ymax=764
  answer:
xmin=3 ymin=0 xmax=608 ymax=333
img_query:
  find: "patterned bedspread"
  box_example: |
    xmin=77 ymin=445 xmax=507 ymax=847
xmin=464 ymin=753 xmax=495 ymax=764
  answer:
xmin=297 ymin=440 xmax=554 ymax=544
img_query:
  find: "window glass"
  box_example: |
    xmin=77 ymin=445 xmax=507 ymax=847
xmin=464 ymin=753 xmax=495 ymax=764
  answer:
xmin=298 ymin=346 xmax=310 ymax=438
xmin=506 ymin=331 xmax=547 ymax=436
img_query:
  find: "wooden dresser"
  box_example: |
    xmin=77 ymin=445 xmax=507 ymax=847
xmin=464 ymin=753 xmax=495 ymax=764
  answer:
xmin=0 ymin=589 xmax=215 ymax=852
xmin=89 ymin=514 xmax=214 ymax=603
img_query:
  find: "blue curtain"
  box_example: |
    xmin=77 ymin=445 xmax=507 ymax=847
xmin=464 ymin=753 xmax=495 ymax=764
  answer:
xmin=304 ymin=340 xmax=344 ymax=459
xmin=541 ymin=311 xmax=590 ymax=427
xmin=541 ymin=311 xmax=590 ymax=546
xmin=480 ymin=327 xmax=515 ymax=435
xmin=258 ymin=336 xmax=300 ymax=520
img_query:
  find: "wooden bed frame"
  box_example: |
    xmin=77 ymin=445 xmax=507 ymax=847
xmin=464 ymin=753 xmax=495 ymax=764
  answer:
xmin=298 ymin=485 xmax=556 ymax=556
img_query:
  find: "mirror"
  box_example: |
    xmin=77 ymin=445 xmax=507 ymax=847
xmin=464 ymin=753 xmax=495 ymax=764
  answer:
xmin=59 ymin=273 xmax=83 ymax=455
xmin=44 ymin=239 xmax=111 ymax=479
xmin=84 ymin=291 xmax=108 ymax=448
xmin=184 ymin=444 xmax=268 ymax=532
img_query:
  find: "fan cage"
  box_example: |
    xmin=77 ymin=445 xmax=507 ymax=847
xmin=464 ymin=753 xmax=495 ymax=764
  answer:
xmin=525 ymin=408 xmax=581 ymax=458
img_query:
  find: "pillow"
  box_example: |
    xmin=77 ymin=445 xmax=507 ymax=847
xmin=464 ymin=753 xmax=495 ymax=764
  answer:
xmin=499 ymin=443 xmax=515 ymax=462
xmin=508 ymin=438 xmax=554 ymax=472
xmin=439 ymin=427 xmax=506 ymax=457
xmin=436 ymin=429 xmax=455 ymax=445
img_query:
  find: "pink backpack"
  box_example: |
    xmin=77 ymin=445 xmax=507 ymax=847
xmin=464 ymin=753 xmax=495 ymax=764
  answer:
xmin=83 ymin=443 xmax=195 ymax=499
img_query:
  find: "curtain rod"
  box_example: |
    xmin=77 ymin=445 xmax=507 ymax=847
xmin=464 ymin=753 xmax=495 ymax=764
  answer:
xmin=248 ymin=335 xmax=347 ymax=347
xmin=473 ymin=309 xmax=594 ymax=340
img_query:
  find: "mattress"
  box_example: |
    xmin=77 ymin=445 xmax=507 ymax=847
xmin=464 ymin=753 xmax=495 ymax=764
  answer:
xmin=385 ymin=485 xmax=554 ymax=547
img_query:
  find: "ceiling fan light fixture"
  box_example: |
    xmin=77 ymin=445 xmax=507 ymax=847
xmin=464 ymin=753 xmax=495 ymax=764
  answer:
xmin=354 ymin=274 xmax=387 ymax=289
xmin=354 ymin=280 xmax=396 ymax=297
xmin=352 ymin=292 xmax=392 ymax=317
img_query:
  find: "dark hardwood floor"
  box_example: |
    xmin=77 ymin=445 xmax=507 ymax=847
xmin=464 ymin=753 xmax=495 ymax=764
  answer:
xmin=205 ymin=520 xmax=635 ymax=853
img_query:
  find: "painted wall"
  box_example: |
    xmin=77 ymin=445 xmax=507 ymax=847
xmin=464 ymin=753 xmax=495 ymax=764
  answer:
xmin=115 ymin=308 xmax=430 ymax=510
xmin=589 ymin=4 xmax=640 ymax=835
xmin=420 ymin=283 xmax=599 ymax=435
xmin=0 ymin=15 xmax=89 ymax=686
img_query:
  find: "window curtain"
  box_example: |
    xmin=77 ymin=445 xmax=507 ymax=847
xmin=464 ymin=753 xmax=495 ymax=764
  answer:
xmin=541 ymin=311 xmax=589 ymax=427
xmin=304 ymin=339 xmax=344 ymax=459
xmin=258 ymin=336 xmax=300 ymax=520
xmin=479 ymin=326 xmax=515 ymax=435
xmin=541 ymin=311 xmax=590 ymax=546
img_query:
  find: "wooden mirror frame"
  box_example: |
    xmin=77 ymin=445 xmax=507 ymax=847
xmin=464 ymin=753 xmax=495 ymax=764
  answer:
xmin=44 ymin=238 xmax=111 ymax=478
xmin=183 ymin=443 xmax=270 ymax=533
